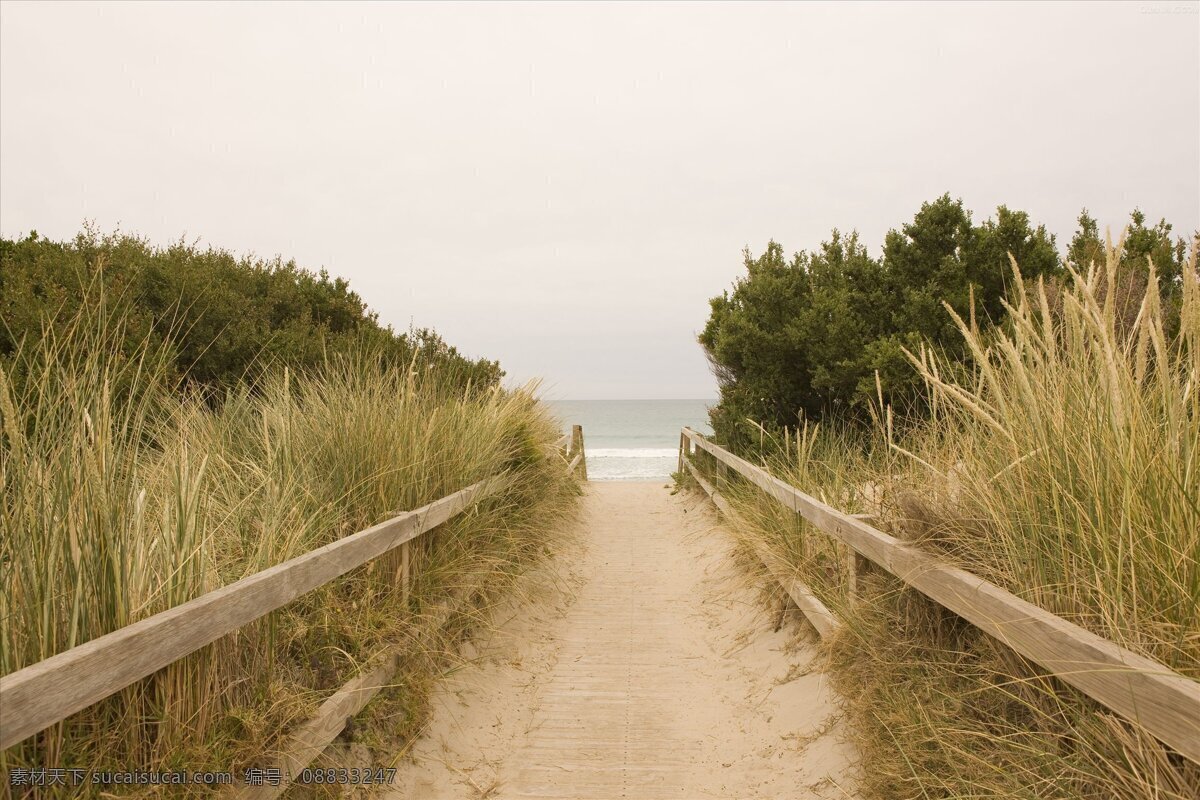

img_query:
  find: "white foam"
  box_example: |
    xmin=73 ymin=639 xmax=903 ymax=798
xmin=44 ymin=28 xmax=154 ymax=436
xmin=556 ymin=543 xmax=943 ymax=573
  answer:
xmin=586 ymin=448 xmax=679 ymax=459
xmin=584 ymin=448 xmax=677 ymax=480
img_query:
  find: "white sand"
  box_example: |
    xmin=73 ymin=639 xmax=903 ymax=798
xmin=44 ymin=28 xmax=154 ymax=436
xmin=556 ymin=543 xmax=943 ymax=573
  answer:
xmin=387 ymin=482 xmax=858 ymax=799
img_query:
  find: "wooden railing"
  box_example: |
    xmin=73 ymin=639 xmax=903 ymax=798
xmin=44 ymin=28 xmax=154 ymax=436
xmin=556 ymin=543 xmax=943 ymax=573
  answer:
xmin=679 ymin=427 xmax=1200 ymax=765
xmin=0 ymin=427 xmax=586 ymax=792
xmin=561 ymin=423 xmax=588 ymax=480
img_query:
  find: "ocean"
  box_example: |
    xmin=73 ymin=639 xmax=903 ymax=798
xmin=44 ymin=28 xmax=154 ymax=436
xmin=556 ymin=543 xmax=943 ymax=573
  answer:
xmin=549 ymin=399 xmax=714 ymax=481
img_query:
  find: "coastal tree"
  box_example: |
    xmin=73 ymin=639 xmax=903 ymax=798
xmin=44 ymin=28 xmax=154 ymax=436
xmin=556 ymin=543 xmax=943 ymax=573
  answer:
xmin=700 ymin=195 xmax=1063 ymax=445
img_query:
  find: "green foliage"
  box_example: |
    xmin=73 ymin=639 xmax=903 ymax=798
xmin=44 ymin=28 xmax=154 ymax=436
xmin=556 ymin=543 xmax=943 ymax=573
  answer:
xmin=871 ymin=197 xmax=1060 ymax=408
xmin=700 ymin=195 xmax=1193 ymax=446
xmin=0 ymin=295 xmax=576 ymax=781
xmin=700 ymin=241 xmax=815 ymax=443
xmin=1066 ymin=208 xmax=1195 ymax=339
xmin=699 ymin=232 xmax=891 ymax=452
xmin=0 ymin=227 xmax=502 ymax=397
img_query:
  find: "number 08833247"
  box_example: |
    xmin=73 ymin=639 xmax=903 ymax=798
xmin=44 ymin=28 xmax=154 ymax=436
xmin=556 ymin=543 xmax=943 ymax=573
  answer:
xmin=297 ymin=768 xmax=397 ymax=785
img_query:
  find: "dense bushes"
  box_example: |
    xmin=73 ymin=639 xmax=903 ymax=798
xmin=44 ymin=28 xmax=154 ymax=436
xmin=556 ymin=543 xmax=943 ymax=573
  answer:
xmin=0 ymin=227 xmax=502 ymax=397
xmin=700 ymin=196 xmax=1193 ymax=448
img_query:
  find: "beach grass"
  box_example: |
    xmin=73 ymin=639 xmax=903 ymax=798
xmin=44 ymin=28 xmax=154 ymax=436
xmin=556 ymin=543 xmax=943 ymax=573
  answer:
xmin=0 ymin=295 xmax=580 ymax=791
xmin=704 ymin=240 xmax=1200 ymax=798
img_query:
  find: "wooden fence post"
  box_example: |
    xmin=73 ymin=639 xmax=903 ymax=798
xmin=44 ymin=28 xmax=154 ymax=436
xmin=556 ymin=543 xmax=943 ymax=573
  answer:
xmin=844 ymin=545 xmax=869 ymax=603
xmin=844 ymin=514 xmax=875 ymax=603
xmin=398 ymin=542 xmax=411 ymax=604
xmin=572 ymin=424 xmax=588 ymax=480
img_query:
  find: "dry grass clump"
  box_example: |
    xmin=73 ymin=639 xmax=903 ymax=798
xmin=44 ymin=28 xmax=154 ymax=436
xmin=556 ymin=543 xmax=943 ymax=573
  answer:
xmin=0 ymin=298 xmax=579 ymax=792
xmin=701 ymin=238 xmax=1200 ymax=798
xmin=709 ymin=420 xmax=885 ymax=617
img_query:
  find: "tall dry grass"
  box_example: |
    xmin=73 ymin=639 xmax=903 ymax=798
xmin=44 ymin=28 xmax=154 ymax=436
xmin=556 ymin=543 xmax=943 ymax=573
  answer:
xmin=706 ymin=238 xmax=1200 ymax=798
xmin=0 ymin=297 xmax=579 ymax=791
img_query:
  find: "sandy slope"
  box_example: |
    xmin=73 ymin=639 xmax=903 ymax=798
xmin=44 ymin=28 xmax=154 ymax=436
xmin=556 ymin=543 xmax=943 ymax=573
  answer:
xmin=386 ymin=482 xmax=858 ymax=799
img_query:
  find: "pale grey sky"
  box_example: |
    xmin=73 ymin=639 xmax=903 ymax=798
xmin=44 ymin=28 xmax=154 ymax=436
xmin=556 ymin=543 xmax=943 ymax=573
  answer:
xmin=2 ymin=1 xmax=1197 ymax=399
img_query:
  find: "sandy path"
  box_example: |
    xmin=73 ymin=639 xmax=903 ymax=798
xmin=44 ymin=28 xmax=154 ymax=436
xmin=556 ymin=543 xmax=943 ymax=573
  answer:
xmin=387 ymin=482 xmax=857 ymax=799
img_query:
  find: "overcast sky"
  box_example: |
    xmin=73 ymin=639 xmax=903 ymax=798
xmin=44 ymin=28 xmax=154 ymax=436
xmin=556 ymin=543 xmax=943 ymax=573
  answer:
xmin=2 ymin=2 xmax=1197 ymax=399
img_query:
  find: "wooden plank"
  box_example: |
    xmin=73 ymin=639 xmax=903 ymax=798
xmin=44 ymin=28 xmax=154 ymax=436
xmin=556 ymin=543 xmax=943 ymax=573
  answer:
xmin=683 ymin=456 xmax=839 ymax=638
xmin=568 ymin=453 xmax=583 ymax=474
xmin=0 ymin=474 xmax=511 ymax=750
xmin=259 ymin=654 xmax=399 ymax=799
xmin=549 ymin=433 xmax=573 ymax=468
xmin=681 ymin=428 xmax=1200 ymax=764
xmin=225 ymin=594 xmax=469 ymax=799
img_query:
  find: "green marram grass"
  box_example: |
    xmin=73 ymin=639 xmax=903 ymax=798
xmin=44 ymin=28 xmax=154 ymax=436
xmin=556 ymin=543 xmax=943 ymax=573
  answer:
xmin=0 ymin=295 xmax=580 ymax=795
xmin=703 ymin=239 xmax=1200 ymax=799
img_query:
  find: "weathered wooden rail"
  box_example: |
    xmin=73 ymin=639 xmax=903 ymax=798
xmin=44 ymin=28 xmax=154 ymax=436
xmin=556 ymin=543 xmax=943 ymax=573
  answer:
xmin=0 ymin=427 xmax=586 ymax=793
xmin=679 ymin=427 xmax=1200 ymax=765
